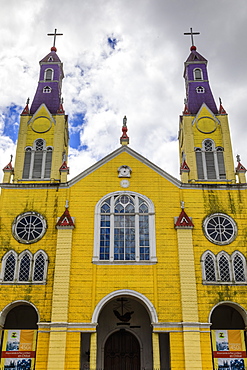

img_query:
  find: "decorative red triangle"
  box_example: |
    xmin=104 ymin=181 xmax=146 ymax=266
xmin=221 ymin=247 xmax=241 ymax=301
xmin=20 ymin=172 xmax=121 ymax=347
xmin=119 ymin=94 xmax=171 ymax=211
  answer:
xmin=3 ymin=162 xmax=13 ymax=172
xmin=175 ymin=209 xmax=194 ymax=228
xmin=57 ymin=103 xmax=65 ymax=114
xmin=59 ymin=161 xmax=69 ymax=172
xmin=180 ymin=160 xmax=190 ymax=172
xmin=56 ymin=208 xmax=75 ymax=227
xmin=219 ymin=103 xmax=227 ymax=114
xmin=183 ymin=104 xmax=190 ymax=115
xmin=236 ymin=162 xmax=247 ymax=172
xmin=21 ymin=103 xmax=30 ymax=115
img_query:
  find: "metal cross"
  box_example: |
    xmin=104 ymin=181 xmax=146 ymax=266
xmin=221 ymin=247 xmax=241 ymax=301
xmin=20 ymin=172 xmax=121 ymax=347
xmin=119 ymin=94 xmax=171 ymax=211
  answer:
xmin=184 ymin=27 xmax=200 ymax=46
xmin=47 ymin=28 xmax=63 ymax=48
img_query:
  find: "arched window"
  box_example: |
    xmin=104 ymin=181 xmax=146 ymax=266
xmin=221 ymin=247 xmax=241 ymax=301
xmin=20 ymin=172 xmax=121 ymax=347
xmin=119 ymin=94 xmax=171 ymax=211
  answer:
xmin=94 ymin=192 xmax=156 ymax=263
xmin=43 ymin=86 xmax=52 ymax=93
xmin=232 ymin=252 xmax=246 ymax=282
xmin=202 ymin=251 xmax=216 ymax=282
xmin=18 ymin=251 xmax=32 ymax=282
xmin=22 ymin=140 xmax=53 ymax=180
xmin=195 ymin=140 xmax=226 ymax=180
xmin=2 ymin=251 xmax=17 ymax=282
xmin=44 ymin=68 xmax=53 ymax=81
xmin=193 ymin=68 xmax=203 ymax=80
xmin=1 ymin=250 xmax=48 ymax=284
xmin=218 ymin=252 xmax=231 ymax=282
xmin=33 ymin=251 xmax=48 ymax=282
xmin=202 ymin=250 xmax=246 ymax=284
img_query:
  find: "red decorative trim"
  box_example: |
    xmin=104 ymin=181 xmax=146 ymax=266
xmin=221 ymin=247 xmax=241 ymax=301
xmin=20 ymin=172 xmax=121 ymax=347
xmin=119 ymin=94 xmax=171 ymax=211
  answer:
xmin=219 ymin=103 xmax=227 ymax=114
xmin=236 ymin=162 xmax=247 ymax=173
xmin=180 ymin=160 xmax=190 ymax=173
xmin=21 ymin=104 xmax=29 ymax=115
xmin=56 ymin=208 xmax=75 ymax=227
xmin=175 ymin=209 xmax=194 ymax=228
xmin=57 ymin=103 xmax=65 ymax=114
xmin=3 ymin=162 xmax=14 ymax=172
xmin=59 ymin=161 xmax=69 ymax=173
xmin=183 ymin=104 xmax=190 ymax=115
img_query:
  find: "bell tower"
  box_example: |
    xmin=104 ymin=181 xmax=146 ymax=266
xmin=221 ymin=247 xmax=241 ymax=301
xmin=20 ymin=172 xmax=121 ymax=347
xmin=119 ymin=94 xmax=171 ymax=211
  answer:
xmin=11 ymin=30 xmax=69 ymax=184
xmin=179 ymin=29 xmax=235 ymax=183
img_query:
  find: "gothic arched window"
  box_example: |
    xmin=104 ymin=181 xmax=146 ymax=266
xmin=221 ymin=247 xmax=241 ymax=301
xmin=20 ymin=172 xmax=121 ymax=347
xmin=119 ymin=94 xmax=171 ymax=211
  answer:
xmin=44 ymin=68 xmax=53 ymax=81
xmin=2 ymin=251 xmax=17 ymax=282
xmin=193 ymin=68 xmax=203 ymax=80
xmin=195 ymin=140 xmax=226 ymax=180
xmin=33 ymin=251 xmax=48 ymax=282
xmin=22 ymin=139 xmax=53 ymax=179
xmin=202 ymin=251 xmax=246 ymax=284
xmin=94 ymin=192 xmax=156 ymax=263
xmin=18 ymin=251 xmax=32 ymax=282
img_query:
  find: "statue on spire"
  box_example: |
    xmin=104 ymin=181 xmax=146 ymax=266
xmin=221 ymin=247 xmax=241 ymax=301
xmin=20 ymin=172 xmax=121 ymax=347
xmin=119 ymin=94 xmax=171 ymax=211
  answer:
xmin=120 ymin=116 xmax=129 ymax=146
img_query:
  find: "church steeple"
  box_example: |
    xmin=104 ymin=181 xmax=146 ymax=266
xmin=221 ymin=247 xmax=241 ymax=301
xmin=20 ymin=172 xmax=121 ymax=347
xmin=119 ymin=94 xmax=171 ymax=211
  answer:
xmin=179 ymin=30 xmax=235 ymax=184
xmin=10 ymin=30 xmax=69 ymax=184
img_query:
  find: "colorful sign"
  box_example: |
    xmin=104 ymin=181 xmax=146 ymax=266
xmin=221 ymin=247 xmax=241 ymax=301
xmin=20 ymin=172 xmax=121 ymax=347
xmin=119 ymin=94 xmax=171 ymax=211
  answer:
xmin=212 ymin=330 xmax=247 ymax=369
xmin=0 ymin=330 xmax=37 ymax=370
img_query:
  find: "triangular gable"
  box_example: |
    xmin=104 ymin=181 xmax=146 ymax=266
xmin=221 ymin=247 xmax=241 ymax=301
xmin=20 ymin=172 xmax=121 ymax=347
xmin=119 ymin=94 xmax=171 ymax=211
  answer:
xmin=192 ymin=103 xmax=220 ymax=126
xmin=68 ymin=146 xmax=181 ymax=188
xmin=174 ymin=209 xmax=194 ymax=228
xmin=236 ymin=162 xmax=247 ymax=173
xmin=56 ymin=208 xmax=75 ymax=228
xmin=3 ymin=162 xmax=14 ymax=172
xmin=28 ymin=103 xmax=56 ymax=125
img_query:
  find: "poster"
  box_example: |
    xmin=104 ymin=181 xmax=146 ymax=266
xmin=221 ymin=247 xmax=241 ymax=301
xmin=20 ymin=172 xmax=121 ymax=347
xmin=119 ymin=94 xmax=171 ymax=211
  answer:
xmin=0 ymin=330 xmax=37 ymax=370
xmin=212 ymin=330 xmax=247 ymax=370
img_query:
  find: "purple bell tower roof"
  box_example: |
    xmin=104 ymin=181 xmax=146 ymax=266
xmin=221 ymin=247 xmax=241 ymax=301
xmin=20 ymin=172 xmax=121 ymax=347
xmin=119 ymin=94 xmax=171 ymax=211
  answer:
xmin=183 ymin=46 xmax=218 ymax=115
xmin=30 ymin=48 xmax=64 ymax=115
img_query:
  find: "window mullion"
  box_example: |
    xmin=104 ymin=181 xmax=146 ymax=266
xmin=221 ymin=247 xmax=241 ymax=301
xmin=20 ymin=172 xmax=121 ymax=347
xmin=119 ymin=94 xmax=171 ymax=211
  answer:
xmin=41 ymin=150 xmax=46 ymax=179
xmin=29 ymin=150 xmax=35 ymax=179
xmin=110 ymin=197 xmax=114 ymax=261
xmin=214 ymin=150 xmax=220 ymax=179
xmin=202 ymin=151 xmax=207 ymax=179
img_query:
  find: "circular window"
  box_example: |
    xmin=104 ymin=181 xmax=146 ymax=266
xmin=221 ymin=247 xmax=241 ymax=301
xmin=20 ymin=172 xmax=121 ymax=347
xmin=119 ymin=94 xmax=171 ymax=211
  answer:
xmin=12 ymin=212 xmax=46 ymax=244
xmin=203 ymin=213 xmax=237 ymax=245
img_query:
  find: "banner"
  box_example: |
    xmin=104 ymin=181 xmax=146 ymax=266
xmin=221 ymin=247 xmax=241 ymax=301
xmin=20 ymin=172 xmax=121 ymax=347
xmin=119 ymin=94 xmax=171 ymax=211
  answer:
xmin=212 ymin=330 xmax=247 ymax=370
xmin=0 ymin=329 xmax=37 ymax=370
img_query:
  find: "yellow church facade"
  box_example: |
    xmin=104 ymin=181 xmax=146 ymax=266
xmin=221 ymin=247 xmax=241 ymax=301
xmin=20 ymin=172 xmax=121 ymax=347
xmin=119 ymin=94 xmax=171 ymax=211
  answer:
xmin=0 ymin=38 xmax=247 ymax=370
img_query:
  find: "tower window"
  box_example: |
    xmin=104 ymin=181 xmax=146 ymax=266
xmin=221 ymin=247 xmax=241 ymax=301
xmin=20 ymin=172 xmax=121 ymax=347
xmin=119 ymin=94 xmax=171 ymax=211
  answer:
xmin=195 ymin=140 xmax=226 ymax=180
xmin=22 ymin=140 xmax=53 ymax=180
xmin=202 ymin=251 xmax=246 ymax=284
xmin=94 ymin=191 xmax=156 ymax=263
xmin=196 ymin=86 xmax=205 ymax=93
xmin=193 ymin=68 xmax=203 ymax=80
xmin=44 ymin=68 xmax=54 ymax=81
xmin=43 ymin=86 xmax=52 ymax=93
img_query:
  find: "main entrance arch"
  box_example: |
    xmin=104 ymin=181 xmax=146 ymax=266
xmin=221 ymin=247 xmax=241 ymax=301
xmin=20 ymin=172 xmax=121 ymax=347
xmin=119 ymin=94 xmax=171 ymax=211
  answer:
xmin=94 ymin=290 xmax=156 ymax=369
xmin=104 ymin=329 xmax=140 ymax=370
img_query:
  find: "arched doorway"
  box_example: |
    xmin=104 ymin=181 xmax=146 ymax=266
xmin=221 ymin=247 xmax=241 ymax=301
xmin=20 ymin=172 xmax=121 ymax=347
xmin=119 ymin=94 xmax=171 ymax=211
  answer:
xmin=104 ymin=329 xmax=140 ymax=370
xmin=4 ymin=304 xmax=38 ymax=329
xmin=210 ymin=303 xmax=247 ymax=370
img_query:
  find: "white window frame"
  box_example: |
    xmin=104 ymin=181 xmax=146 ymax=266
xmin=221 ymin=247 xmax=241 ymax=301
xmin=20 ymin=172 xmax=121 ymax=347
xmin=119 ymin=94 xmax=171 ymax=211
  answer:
xmin=0 ymin=249 xmax=48 ymax=284
xmin=23 ymin=139 xmax=53 ymax=180
xmin=44 ymin=68 xmax=54 ymax=81
xmin=202 ymin=250 xmax=246 ymax=285
xmin=196 ymin=86 xmax=205 ymax=93
xmin=93 ymin=191 xmax=156 ymax=264
xmin=193 ymin=68 xmax=203 ymax=80
xmin=195 ymin=139 xmax=226 ymax=180
xmin=32 ymin=250 xmax=48 ymax=283
xmin=43 ymin=86 xmax=52 ymax=93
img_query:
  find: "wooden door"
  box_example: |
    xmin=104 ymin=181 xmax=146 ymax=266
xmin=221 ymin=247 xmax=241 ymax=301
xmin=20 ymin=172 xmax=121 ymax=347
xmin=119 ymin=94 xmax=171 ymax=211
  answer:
xmin=104 ymin=330 xmax=140 ymax=370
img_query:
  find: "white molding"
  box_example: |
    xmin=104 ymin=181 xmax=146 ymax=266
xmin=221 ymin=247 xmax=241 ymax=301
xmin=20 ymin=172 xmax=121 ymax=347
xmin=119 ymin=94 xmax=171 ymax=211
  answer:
xmin=0 ymin=300 xmax=40 ymax=328
xmin=91 ymin=289 xmax=158 ymax=324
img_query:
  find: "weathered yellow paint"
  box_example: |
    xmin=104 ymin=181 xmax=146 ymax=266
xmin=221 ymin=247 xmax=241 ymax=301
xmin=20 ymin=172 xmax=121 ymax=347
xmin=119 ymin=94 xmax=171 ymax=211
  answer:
xmin=152 ymin=332 xmax=160 ymax=369
xmin=90 ymin=333 xmax=97 ymax=370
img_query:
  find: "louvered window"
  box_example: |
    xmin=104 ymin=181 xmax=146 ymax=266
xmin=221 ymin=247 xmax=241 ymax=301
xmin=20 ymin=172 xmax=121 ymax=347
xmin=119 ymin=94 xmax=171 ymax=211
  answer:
xmin=194 ymin=68 xmax=203 ymax=80
xmin=44 ymin=68 xmax=53 ymax=81
xmin=195 ymin=140 xmax=226 ymax=180
xmin=22 ymin=140 xmax=53 ymax=180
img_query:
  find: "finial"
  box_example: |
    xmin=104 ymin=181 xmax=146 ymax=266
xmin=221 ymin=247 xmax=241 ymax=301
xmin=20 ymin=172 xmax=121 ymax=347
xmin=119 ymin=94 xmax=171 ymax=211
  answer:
xmin=65 ymin=200 xmax=69 ymax=208
xmin=120 ymin=115 xmax=129 ymax=146
xmin=10 ymin=154 xmax=13 ymax=163
xmin=219 ymin=97 xmax=222 ymax=105
xmin=184 ymin=27 xmax=200 ymax=50
xmin=237 ymin=154 xmax=241 ymax=163
xmin=47 ymin=28 xmax=63 ymax=52
xmin=26 ymin=97 xmax=30 ymax=105
xmin=180 ymin=201 xmax=185 ymax=209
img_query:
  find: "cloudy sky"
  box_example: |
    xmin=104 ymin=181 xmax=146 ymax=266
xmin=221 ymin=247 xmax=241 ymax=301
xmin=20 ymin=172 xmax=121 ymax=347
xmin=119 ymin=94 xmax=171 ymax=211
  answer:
xmin=0 ymin=0 xmax=247 ymax=181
